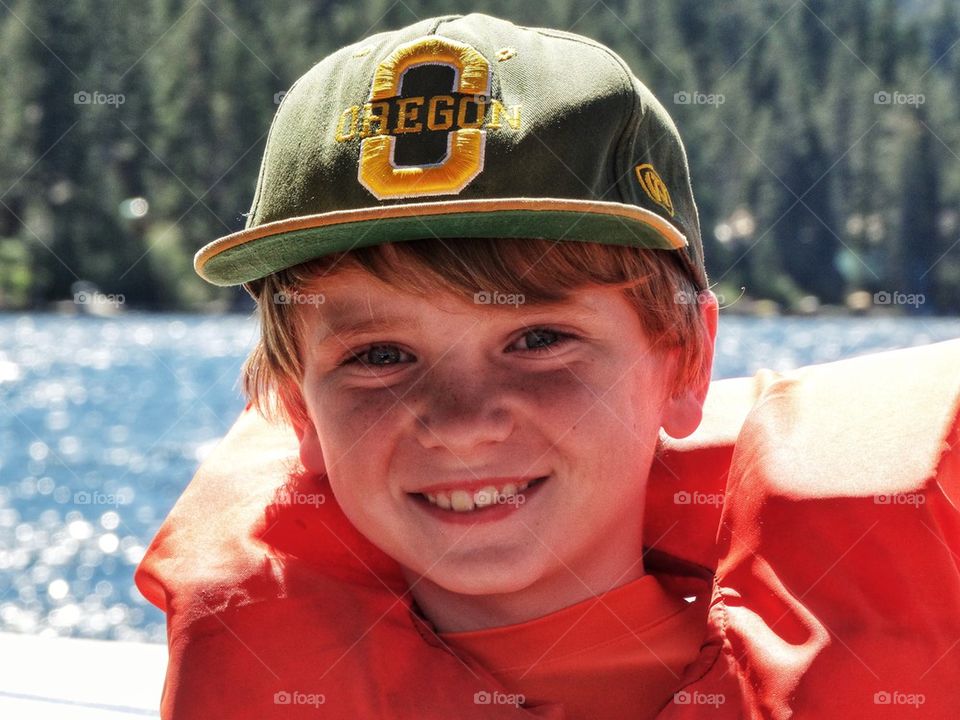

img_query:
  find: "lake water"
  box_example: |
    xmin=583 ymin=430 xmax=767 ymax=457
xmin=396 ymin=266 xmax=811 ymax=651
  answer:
xmin=1 ymin=313 xmax=959 ymax=643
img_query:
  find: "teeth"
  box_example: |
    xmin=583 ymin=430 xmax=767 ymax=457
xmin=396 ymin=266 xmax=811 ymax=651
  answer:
xmin=422 ymin=478 xmax=542 ymax=512
xmin=449 ymin=490 xmax=474 ymax=512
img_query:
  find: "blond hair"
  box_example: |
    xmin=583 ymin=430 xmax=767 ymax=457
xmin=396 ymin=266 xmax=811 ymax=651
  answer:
xmin=241 ymin=237 xmax=712 ymax=432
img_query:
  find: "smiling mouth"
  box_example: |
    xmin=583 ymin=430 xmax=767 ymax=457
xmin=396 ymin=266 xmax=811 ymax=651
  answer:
xmin=415 ymin=476 xmax=549 ymax=513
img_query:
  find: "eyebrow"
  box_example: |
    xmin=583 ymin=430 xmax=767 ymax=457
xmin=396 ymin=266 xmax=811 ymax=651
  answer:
xmin=315 ymin=297 xmax=422 ymax=344
xmin=318 ymin=313 xmax=422 ymax=342
xmin=315 ymin=297 xmax=600 ymax=344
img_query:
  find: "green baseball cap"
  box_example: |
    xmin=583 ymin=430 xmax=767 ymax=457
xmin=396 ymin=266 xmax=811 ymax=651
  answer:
xmin=194 ymin=12 xmax=708 ymax=291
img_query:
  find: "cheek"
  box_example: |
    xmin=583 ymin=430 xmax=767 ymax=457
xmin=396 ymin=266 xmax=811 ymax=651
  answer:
xmin=552 ymin=365 xmax=665 ymax=473
xmin=533 ymin=364 xmax=652 ymax=437
xmin=308 ymin=385 xmax=402 ymax=486
xmin=541 ymin=383 xmax=603 ymax=441
xmin=330 ymin=389 xmax=396 ymax=434
xmin=314 ymin=391 xmax=404 ymax=538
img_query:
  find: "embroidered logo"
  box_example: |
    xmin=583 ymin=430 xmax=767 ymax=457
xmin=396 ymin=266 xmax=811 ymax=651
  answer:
xmin=634 ymin=163 xmax=674 ymax=216
xmin=335 ymin=36 xmax=522 ymax=200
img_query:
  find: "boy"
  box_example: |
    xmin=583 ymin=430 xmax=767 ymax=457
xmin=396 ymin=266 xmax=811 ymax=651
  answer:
xmin=136 ymin=13 xmax=960 ymax=719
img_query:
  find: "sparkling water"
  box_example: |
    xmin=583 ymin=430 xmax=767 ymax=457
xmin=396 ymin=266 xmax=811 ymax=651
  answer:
xmin=1 ymin=312 xmax=958 ymax=643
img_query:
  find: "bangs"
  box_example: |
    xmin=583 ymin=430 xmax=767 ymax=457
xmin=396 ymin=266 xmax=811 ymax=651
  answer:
xmin=241 ymin=237 xmax=711 ymax=432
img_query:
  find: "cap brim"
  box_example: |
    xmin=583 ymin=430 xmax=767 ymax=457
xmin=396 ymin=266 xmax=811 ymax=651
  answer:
xmin=195 ymin=197 xmax=689 ymax=287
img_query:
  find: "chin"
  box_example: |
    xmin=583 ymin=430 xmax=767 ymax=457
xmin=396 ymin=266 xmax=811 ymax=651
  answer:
xmin=421 ymin=555 xmax=546 ymax=596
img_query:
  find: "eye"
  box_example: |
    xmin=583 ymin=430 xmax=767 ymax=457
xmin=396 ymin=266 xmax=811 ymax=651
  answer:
xmin=509 ymin=327 xmax=576 ymax=354
xmin=338 ymin=344 xmax=414 ymax=368
xmin=337 ymin=327 xmax=576 ymax=370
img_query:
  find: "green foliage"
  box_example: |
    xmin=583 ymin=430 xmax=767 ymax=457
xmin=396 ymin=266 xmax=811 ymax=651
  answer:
xmin=0 ymin=0 xmax=957 ymax=312
xmin=0 ymin=238 xmax=31 ymax=307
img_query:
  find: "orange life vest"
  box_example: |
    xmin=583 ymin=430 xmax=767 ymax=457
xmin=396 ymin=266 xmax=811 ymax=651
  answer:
xmin=136 ymin=339 xmax=960 ymax=718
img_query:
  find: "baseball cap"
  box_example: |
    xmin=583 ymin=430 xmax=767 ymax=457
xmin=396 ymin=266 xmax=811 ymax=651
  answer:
xmin=194 ymin=13 xmax=708 ymax=292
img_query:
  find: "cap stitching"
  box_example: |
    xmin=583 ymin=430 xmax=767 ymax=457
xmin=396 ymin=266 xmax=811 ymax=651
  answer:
xmin=530 ymin=28 xmax=634 ymax=202
xmin=247 ymin=79 xmax=302 ymax=227
xmin=429 ymin=14 xmax=462 ymax=35
xmin=607 ymin=62 xmax=644 ymax=207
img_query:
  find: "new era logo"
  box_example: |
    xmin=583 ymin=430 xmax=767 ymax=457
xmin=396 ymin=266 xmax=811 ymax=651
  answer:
xmin=634 ymin=163 xmax=674 ymax=217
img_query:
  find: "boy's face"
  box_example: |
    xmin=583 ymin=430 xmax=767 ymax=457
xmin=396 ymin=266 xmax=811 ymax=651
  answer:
xmin=293 ymin=266 xmax=716 ymax=599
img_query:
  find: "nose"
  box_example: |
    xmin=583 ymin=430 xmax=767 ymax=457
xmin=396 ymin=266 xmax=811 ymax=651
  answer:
xmin=411 ymin=364 xmax=514 ymax=453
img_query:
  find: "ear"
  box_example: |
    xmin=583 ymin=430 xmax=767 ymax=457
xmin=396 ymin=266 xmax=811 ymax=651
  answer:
xmin=660 ymin=290 xmax=719 ymax=440
xmin=297 ymin=416 xmax=327 ymax=477
xmin=281 ymin=392 xmax=327 ymax=477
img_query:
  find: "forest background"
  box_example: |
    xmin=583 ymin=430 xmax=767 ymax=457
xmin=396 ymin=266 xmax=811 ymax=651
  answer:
xmin=1 ymin=0 xmax=957 ymax=314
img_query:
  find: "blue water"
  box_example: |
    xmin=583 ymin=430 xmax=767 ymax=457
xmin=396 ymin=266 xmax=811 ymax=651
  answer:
xmin=1 ymin=312 xmax=959 ymax=643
